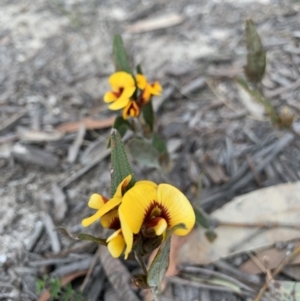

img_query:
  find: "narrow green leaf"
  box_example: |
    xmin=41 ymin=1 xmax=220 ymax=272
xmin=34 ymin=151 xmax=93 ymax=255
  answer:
xmin=113 ymin=34 xmax=133 ymax=75
xmin=110 ymin=128 xmax=136 ymax=197
xmin=152 ymin=133 xmax=167 ymax=155
xmin=194 ymin=207 xmax=210 ymax=229
xmin=127 ymin=138 xmax=160 ymax=168
xmin=142 ymin=100 xmax=155 ymax=132
xmin=147 ymin=223 xmax=186 ymax=290
xmin=136 ymin=64 xmax=143 ymax=75
xmin=58 ymin=227 xmax=107 ymax=246
xmin=152 ymin=133 xmax=169 ymax=166
xmin=244 ymin=19 xmax=266 ymax=83
xmin=77 ymin=233 xmax=107 ymax=245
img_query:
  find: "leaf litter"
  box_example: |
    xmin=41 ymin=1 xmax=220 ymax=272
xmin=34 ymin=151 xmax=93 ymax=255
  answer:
xmin=1 ymin=0 xmax=300 ymax=301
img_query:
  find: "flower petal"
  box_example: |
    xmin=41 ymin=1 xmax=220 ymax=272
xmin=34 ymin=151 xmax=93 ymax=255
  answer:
xmin=88 ymin=194 xmax=107 ymax=209
xmin=141 ymin=85 xmax=152 ymax=105
xmin=98 ymin=196 xmax=122 ymax=216
xmin=146 ymin=217 xmax=167 ymax=236
xmin=135 ymin=180 xmax=157 ymax=188
xmin=122 ymin=100 xmax=140 ymax=119
xmin=114 ymin=175 xmax=132 ymax=198
xmin=157 ymin=184 xmax=195 ymax=235
xmin=120 ymin=181 xmax=158 ymax=234
xmin=119 ymin=209 xmax=133 ymax=259
xmin=100 ymin=209 xmax=120 ymax=229
xmin=108 ymin=85 xmax=136 ymax=110
xmin=150 ymin=82 xmax=162 ymax=95
xmin=107 ymin=229 xmax=125 ymax=258
xmin=82 ymin=210 xmax=103 ymax=227
xmin=136 ymin=74 xmax=148 ymax=90
xmin=109 ymin=72 xmax=135 ymax=90
xmin=104 ymin=91 xmax=117 ymax=103
xmin=108 ymin=96 xmax=130 ymax=110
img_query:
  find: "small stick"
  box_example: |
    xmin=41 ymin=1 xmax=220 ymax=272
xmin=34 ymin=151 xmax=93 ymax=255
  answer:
xmin=265 ymin=78 xmax=300 ymax=98
xmin=0 ymin=109 xmax=27 ymax=134
xmin=44 ymin=213 xmax=61 ymax=253
xmin=246 ymin=155 xmax=261 ymax=186
xmin=217 ymin=220 xmax=300 ymax=230
xmin=253 ymin=245 xmax=300 ymax=301
xmin=26 ymin=220 xmax=44 ymax=252
xmin=80 ymin=246 xmax=101 ymax=292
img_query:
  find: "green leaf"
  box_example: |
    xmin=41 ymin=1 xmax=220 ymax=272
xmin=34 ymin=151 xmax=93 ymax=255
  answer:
xmin=127 ymin=138 xmax=160 ymax=168
xmin=152 ymin=133 xmax=169 ymax=166
xmin=194 ymin=207 xmax=210 ymax=229
xmin=113 ymin=116 xmax=132 ymax=138
xmin=152 ymin=133 xmax=167 ymax=155
xmin=77 ymin=233 xmax=108 ymax=246
xmin=142 ymin=100 xmax=155 ymax=132
xmin=113 ymin=34 xmax=133 ymax=75
xmin=136 ymin=64 xmax=143 ymax=75
xmin=58 ymin=227 xmax=107 ymax=246
xmin=147 ymin=223 xmax=186 ymax=291
xmin=110 ymin=128 xmax=136 ymax=196
xmin=49 ymin=278 xmax=61 ymax=299
xmin=36 ymin=279 xmax=46 ymax=293
xmin=244 ymin=19 xmax=266 ymax=83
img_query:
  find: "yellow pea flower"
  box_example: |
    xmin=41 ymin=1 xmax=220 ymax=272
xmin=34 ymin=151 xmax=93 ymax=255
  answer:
xmin=119 ymin=182 xmax=195 ymax=259
xmin=136 ymin=74 xmax=162 ymax=105
xmin=104 ymin=72 xmax=136 ymax=110
xmin=122 ymin=100 xmax=140 ymax=119
xmin=81 ymin=175 xmax=132 ymax=227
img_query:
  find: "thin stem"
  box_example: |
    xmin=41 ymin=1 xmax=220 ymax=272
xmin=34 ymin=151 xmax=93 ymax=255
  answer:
xmin=134 ymin=251 xmax=160 ymax=301
xmin=134 ymin=251 xmax=147 ymax=274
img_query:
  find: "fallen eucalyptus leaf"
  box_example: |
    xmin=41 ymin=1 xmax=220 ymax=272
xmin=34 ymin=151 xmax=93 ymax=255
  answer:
xmin=268 ymin=278 xmax=300 ymax=301
xmin=177 ymin=182 xmax=300 ymax=265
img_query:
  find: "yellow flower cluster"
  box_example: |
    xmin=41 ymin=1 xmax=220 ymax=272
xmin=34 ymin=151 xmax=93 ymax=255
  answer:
xmin=104 ymin=72 xmax=162 ymax=119
xmin=82 ymin=175 xmax=195 ymax=259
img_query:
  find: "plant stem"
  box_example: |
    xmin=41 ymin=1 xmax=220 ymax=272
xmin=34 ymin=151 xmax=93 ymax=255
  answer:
xmin=134 ymin=252 xmax=160 ymax=301
xmin=134 ymin=251 xmax=147 ymax=275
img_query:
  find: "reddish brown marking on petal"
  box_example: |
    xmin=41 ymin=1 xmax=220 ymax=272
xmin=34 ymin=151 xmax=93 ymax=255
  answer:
xmin=144 ymin=201 xmax=171 ymax=226
xmin=121 ymin=178 xmax=130 ymax=195
xmin=146 ymin=217 xmax=163 ymax=228
xmin=102 ymin=196 xmax=109 ymax=203
xmin=108 ymin=217 xmax=121 ymax=230
xmin=112 ymin=87 xmax=124 ymax=98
